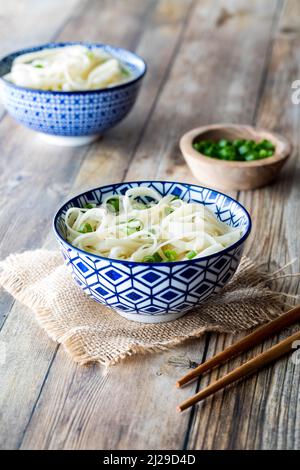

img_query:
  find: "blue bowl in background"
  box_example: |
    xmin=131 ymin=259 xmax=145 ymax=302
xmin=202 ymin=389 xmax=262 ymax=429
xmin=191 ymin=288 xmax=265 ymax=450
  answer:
xmin=53 ymin=181 xmax=252 ymax=323
xmin=0 ymin=42 xmax=147 ymax=146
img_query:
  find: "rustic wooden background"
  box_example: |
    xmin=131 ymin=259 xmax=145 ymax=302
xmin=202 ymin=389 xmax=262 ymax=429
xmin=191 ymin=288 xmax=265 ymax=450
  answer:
xmin=0 ymin=0 xmax=299 ymax=450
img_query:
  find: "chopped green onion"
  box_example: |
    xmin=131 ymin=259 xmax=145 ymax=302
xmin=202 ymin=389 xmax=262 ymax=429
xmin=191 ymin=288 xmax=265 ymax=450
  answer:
xmin=260 ymin=139 xmax=275 ymax=151
xmin=127 ymin=227 xmax=137 ymax=235
xmin=122 ymin=67 xmax=130 ymax=77
xmin=233 ymin=139 xmax=243 ymax=147
xmin=106 ymin=197 xmax=120 ymax=213
xmin=84 ymin=203 xmax=96 ymax=209
xmin=164 ymin=250 xmax=178 ymax=261
xmin=34 ymin=64 xmax=44 ymax=68
xmin=78 ymin=223 xmax=93 ymax=233
xmin=187 ymin=250 xmax=197 ymax=259
xmin=142 ymin=255 xmax=155 ymax=262
xmin=133 ymin=202 xmax=148 ymax=210
xmin=165 ymin=206 xmax=174 ymax=216
xmin=238 ymin=145 xmax=248 ymax=155
xmin=153 ymin=252 xmax=163 ymax=262
xmin=142 ymin=253 xmax=162 ymax=263
xmin=86 ymin=50 xmax=94 ymax=60
xmin=204 ymin=146 xmax=215 ymax=157
xmin=245 ymin=139 xmax=255 ymax=148
xmin=244 ymin=153 xmax=256 ymax=161
xmin=258 ymin=149 xmax=268 ymax=158
xmin=128 ymin=218 xmax=142 ymax=228
xmin=126 ymin=218 xmax=143 ymax=234
xmin=192 ymin=138 xmax=275 ymax=162
xmin=219 ymin=148 xmax=234 ymax=160
xmin=193 ymin=142 xmax=201 ymax=151
xmin=218 ymin=139 xmax=228 ymax=148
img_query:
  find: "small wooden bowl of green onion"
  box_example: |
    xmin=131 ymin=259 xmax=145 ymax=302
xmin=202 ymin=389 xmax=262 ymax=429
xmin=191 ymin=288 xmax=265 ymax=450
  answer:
xmin=180 ymin=124 xmax=292 ymax=190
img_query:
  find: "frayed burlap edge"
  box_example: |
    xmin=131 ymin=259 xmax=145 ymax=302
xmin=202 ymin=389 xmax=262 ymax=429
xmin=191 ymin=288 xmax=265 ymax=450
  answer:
xmin=0 ymin=251 xmax=298 ymax=367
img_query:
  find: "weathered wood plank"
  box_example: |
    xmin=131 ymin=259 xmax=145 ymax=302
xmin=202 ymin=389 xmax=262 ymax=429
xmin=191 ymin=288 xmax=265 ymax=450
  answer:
xmin=0 ymin=0 xmax=155 ymax=450
xmin=0 ymin=2 xmax=197 ymax=450
xmin=2 ymin=0 xmax=298 ymax=452
xmin=187 ymin=0 xmax=300 ymax=450
xmin=126 ymin=0 xmax=280 ymax=184
xmin=66 ymin=0 xmax=195 ymax=194
xmin=19 ymin=0 xmax=201 ymax=451
xmin=238 ymin=0 xmax=300 ymax=449
xmin=21 ymin=346 xmax=203 ymax=450
xmin=20 ymin=0 xmax=281 ymax=450
xmin=0 ymin=0 xmax=84 ymax=326
xmin=0 ymin=0 xmax=79 ymax=338
xmin=0 ymin=0 xmax=81 ymax=56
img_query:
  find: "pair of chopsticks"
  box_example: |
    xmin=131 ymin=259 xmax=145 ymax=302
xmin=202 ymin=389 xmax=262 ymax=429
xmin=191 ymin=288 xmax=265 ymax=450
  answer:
xmin=176 ymin=305 xmax=300 ymax=412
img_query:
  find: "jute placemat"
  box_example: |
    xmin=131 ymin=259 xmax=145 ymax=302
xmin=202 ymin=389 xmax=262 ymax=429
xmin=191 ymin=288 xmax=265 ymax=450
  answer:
xmin=0 ymin=250 xmax=297 ymax=366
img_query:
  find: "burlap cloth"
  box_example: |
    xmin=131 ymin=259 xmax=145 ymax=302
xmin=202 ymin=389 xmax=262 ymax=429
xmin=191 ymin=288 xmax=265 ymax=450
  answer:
xmin=0 ymin=250 xmax=297 ymax=366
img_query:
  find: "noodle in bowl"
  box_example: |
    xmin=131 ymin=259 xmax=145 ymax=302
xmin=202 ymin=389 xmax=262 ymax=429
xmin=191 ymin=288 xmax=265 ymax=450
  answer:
xmin=0 ymin=42 xmax=146 ymax=146
xmin=53 ymin=181 xmax=252 ymax=323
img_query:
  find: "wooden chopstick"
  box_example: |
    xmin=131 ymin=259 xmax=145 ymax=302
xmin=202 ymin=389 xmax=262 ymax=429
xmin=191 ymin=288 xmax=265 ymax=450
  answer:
xmin=176 ymin=304 xmax=300 ymax=388
xmin=177 ymin=329 xmax=300 ymax=412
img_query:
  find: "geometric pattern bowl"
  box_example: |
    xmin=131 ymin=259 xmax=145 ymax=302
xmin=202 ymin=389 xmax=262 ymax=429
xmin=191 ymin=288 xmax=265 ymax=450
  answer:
xmin=53 ymin=181 xmax=252 ymax=323
xmin=0 ymin=42 xmax=146 ymax=146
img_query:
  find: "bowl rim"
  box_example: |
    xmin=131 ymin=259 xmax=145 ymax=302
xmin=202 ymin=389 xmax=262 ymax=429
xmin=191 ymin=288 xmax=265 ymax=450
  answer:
xmin=0 ymin=41 xmax=147 ymax=95
xmin=53 ymin=180 xmax=252 ymax=267
xmin=180 ymin=123 xmax=292 ymax=168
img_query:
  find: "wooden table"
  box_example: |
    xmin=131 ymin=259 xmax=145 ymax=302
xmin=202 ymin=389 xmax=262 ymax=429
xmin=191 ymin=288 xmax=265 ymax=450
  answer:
xmin=0 ymin=0 xmax=299 ymax=450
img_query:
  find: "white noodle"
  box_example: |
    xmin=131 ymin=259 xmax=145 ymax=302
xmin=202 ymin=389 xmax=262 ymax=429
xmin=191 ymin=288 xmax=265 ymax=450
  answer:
xmin=64 ymin=187 xmax=243 ymax=262
xmin=4 ymin=45 xmax=132 ymax=91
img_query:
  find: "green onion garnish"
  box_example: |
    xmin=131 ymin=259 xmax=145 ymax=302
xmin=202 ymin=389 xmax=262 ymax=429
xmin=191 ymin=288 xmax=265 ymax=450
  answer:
xmin=128 ymin=218 xmax=143 ymax=228
xmin=165 ymin=207 xmax=174 ymax=216
xmin=260 ymin=139 xmax=275 ymax=151
xmin=107 ymin=198 xmax=120 ymax=213
xmin=142 ymin=255 xmax=155 ymax=262
xmin=122 ymin=67 xmax=130 ymax=77
xmin=245 ymin=153 xmax=256 ymax=161
xmin=192 ymin=138 xmax=276 ymax=162
xmin=164 ymin=250 xmax=178 ymax=261
xmin=126 ymin=218 xmax=143 ymax=235
xmin=153 ymin=252 xmax=163 ymax=262
xmin=218 ymin=139 xmax=229 ymax=148
xmin=238 ymin=145 xmax=248 ymax=155
xmin=78 ymin=223 xmax=93 ymax=233
xmin=84 ymin=203 xmax=96 ymax=209
xmin=87 ymin=50 xmax=94 ymax=60
xmin=127 ymin=227 xmax=137 ymax=235
xmin=133 ymin=202 xmax=148 ymax=210
xmin=187 ymin=250 xmax=197 ymax=259
xmin=34 ymin=64 xmax=44 ymax=68
xmin=126 ymin=219 xmax=141 ymax=234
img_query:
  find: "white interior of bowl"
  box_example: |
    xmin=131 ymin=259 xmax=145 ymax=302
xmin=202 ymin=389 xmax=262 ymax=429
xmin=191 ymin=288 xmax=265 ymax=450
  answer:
xmin=54 ymin=180 xmax=251 ymax=266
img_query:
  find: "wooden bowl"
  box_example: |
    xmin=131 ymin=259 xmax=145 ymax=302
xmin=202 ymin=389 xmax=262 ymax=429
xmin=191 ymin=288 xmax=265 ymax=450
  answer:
xmin=180 ymin=124 xmax=292 ymax=191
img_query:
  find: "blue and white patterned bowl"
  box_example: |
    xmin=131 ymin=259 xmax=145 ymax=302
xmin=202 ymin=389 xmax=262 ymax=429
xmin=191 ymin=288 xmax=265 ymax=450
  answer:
xmin=53 ymin=181 xmax=251 ymax=323
xmin=0 ymin=42 xmax=146 ymax=146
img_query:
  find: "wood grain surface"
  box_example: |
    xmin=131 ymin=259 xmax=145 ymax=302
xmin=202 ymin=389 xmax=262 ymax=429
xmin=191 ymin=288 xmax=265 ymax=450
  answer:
xmin=0 ymin=0 xmax=299 ymax=450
